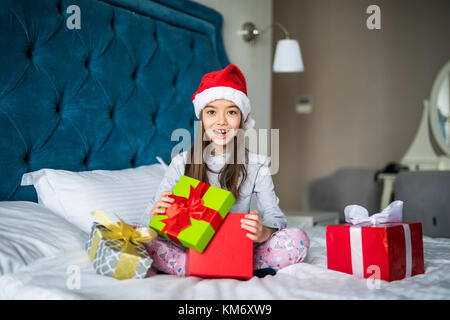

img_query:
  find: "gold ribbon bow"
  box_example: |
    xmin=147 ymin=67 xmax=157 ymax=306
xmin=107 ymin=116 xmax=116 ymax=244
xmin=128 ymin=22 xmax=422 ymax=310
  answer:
xmin=88 ymin=210 xmax=157 ymax=280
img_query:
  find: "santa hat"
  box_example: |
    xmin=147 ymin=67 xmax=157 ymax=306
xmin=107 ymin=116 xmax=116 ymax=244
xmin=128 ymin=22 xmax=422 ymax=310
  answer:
xmin=192 ymin=64 xmax=255 ymax=130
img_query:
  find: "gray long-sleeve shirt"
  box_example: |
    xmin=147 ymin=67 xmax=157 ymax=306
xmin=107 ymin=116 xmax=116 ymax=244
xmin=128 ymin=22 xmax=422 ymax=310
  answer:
xmin=140 ymin=151 xmax=288 ymax=231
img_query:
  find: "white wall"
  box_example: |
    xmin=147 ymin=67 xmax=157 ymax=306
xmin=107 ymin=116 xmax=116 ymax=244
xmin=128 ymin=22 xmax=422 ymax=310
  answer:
xmin=195 ymin=0 xmax=273 ymax=132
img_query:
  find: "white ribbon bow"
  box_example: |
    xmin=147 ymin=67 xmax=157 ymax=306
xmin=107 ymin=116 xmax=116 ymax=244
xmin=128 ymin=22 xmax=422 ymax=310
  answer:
xmin=343 ymin=200 xmax=412 ymax=279
xmin=344 ymin=200 xmax=404 ymax=225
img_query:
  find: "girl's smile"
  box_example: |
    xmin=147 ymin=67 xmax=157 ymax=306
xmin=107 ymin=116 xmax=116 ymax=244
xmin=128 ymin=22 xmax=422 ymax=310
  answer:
xmin=212 ymin=128 xmax=230 ymax=139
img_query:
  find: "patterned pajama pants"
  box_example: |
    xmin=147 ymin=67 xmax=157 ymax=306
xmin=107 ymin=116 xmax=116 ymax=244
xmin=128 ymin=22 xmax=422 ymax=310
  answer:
xmin=143 ymin=227 xmax=310 ymax=277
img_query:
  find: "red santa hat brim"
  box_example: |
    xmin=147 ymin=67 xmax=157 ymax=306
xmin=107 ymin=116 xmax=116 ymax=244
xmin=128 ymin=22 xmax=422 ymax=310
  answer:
xmin=192 ymin=86 xmax=251 ymax=121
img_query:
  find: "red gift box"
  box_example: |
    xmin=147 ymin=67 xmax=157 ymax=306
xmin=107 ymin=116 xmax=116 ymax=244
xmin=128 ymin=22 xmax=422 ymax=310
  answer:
xmin=186 ymin=212 xmax=253 ymax=280
xmin=326 ymin=222 xmax=424 ymax=282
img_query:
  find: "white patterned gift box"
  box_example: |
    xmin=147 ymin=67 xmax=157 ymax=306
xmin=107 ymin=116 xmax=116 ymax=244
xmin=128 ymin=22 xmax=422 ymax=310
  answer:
xmin=85 ymin=211 xmax=157 ymax=280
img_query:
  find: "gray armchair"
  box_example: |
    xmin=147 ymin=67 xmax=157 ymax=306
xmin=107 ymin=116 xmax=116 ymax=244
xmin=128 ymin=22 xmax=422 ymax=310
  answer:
xmin=394 ymin=171 xmax=450 ymax=238
xmin=304 ymin=168 xmax=383 ymax=222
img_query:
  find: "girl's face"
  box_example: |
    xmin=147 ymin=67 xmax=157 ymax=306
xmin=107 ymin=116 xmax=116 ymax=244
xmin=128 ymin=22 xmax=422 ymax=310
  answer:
xmin=202 ymin=99 xmax=242 ymax=152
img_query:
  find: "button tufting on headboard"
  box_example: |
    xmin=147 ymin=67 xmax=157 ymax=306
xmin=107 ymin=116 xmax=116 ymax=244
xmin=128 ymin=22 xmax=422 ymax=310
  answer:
xmin=172 ymin=73 xmax=178 ymax=86
xmin=56 ymin=0 xmax=62 ymax=15
xmin=131 ymin=67 xmax=138 ymax=79
xmin=130 ymin=153 xmax=137 ymax=166
xmin=0 ymin=0 xmax=229 ymax=201
xmin=25 ymin=47 xmax=33 ymax=60
xmin=84 ymin=57 xmax=90 ymax=69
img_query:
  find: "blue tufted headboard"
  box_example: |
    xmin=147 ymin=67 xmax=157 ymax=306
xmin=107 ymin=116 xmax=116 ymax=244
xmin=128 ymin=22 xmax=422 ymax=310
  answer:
xmin=0 ymin=0 xmax=229 ymax=202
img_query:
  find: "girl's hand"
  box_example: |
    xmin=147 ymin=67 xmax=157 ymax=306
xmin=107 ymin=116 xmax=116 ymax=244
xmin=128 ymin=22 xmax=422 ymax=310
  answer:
xmin=150 ymin=191 xmax=174 ymax=220
xmin=241 ymin=210 xmax=276 ymax=243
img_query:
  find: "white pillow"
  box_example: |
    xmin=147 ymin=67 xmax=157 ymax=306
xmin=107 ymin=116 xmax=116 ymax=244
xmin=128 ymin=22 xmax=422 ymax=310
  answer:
xmin=21 ymin=163 xmax=167 ymax=233
xmin=0 ymin=201 xmax=87 ymax=275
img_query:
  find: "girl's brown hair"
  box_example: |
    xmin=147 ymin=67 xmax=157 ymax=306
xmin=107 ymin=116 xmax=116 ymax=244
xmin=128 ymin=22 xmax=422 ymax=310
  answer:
xmin=184 ymin=111 xmax=248 ymax=201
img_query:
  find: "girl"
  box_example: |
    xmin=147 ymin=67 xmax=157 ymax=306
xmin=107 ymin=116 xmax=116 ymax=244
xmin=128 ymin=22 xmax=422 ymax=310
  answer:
xmin=140 ymin=64 xmax=309 ymax=277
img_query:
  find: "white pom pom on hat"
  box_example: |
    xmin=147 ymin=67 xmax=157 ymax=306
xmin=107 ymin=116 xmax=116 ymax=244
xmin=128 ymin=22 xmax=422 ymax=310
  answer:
xmin=191 ymin=64 xmax=255 ymax=130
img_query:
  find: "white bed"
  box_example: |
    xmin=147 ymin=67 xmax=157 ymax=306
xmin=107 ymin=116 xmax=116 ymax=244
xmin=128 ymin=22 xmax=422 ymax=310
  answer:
xmin=1 ymin=0 xmax=449 ymax=302
xmin=1 ymin=201 xmax=449 ymax=300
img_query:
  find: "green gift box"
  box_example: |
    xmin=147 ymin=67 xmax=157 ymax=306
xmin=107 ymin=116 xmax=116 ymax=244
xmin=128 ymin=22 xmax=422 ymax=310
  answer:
xmin=149 ymin=175 xmax=235 ymax=252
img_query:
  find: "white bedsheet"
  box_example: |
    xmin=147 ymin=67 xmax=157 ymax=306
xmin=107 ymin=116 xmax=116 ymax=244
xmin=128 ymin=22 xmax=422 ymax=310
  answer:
xmin=1 ymin=221 xmax=449 ymax=300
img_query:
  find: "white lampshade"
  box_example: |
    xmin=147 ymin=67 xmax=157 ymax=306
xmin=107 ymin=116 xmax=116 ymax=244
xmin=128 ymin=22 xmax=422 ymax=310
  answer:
xmin=273 ymin=39 xmax=304 ymax=72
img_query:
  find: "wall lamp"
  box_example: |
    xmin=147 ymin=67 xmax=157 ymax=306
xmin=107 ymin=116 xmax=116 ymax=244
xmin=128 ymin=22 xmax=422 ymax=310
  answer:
xmin=239 ymin=22 xmax=304 ymax=73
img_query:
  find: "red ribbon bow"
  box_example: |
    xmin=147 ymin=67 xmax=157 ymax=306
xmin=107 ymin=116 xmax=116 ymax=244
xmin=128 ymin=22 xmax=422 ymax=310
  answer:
xmin=159 ymin=182 xmax=223 ymax=244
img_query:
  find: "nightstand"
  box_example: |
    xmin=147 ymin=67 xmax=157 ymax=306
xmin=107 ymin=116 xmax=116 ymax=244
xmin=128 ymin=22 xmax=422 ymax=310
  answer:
xmin=284 ymin=210 xmax=340 ymax=228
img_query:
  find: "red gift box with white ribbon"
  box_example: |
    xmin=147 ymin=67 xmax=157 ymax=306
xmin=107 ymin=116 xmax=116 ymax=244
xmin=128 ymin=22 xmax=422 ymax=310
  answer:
xmin=326 ymin=201 xmax=424 ymax=282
